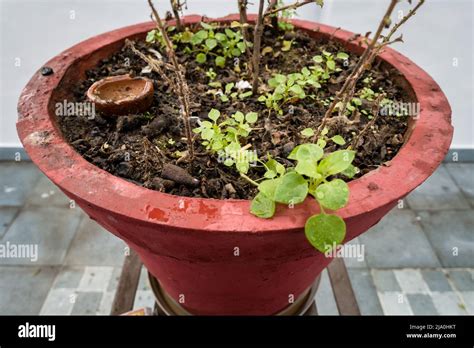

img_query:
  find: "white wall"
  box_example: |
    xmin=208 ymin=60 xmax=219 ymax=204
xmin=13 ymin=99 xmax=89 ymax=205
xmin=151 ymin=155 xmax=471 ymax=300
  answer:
xmin=1 ymin=0 xmax=472 ymax=149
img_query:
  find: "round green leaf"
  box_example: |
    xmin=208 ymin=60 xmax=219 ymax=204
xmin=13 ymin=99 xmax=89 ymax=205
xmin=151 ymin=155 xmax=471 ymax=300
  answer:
xmin=258 ymin=178 xmax=280 ymax=199
xmin=274 ymin=172 xmax=308 ymax=205
xmin=300 ymin=128 xmax=315 ymax=138
xmin=295 ymin=160 xmax=320 ymax=179
xmin=288 ymin=144 xmax=323 ymax=163
xmin=305 ymin=213 xmax=346 ymax=253
xmin=313 ymin=55 xmax=323 ymax=64
xmin=331 ymin=135 xmax=346 ymax=145
xmin=215 ymin=56 xmax=226 ymax=68
xmin=315 ymin=179 xmax=349 ymax=210
xmin=205 ymin=38 xmax=217 ymax=50
xmin=196 ymin=53 xmax=207 ymax=64
xmin=208 ymin=108 xmax=220 ymax=121
xmin=245 ymin=112 xmax=258 ymax=124
xmin=318 ymin=150 xmax=355 ymax=177
xmin=233 ymin=111 xmax=244 ymax=123
xmin=251 ymin=192 xmax=275 ymax=219
xmin=336 ymin=52 xmax=349 ymax=60
xmin=215 ymin=33 xmax=227 ymax=42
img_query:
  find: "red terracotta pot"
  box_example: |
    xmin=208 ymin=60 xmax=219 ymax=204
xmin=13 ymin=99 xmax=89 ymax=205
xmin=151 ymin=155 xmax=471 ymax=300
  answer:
xmin=16 ymin=15 xmax=452 ymax=315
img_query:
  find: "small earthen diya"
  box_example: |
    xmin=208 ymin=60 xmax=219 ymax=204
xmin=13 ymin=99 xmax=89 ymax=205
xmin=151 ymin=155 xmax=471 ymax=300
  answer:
xmin=86 ymin=74 xmax=154 ymax=116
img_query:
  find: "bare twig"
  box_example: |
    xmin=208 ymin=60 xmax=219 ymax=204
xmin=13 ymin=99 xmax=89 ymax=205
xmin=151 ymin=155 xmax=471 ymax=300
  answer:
xmin=314 ymin=0 xmax=423 ymax=140
xmin=125 ymin=39 xmax=173 ymax=86
xmin=238 ymin=0 xmax=248 ymax=24
xmin=264 ymin=0 xmax=314 ymax=17
xmin=349 ymin=94 xmax=383 ymax=149
xmin=148 ymin=0 xmax=194 ymax=159
xmin=170 ymin=0 xmax=183 ymax=31
xmin=251 ymin=0 xmax=266 ymax=94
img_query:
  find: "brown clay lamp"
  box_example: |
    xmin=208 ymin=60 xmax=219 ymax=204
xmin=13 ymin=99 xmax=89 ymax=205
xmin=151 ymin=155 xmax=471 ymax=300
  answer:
xmin=86 ymin=74 xmax=154 ymax=116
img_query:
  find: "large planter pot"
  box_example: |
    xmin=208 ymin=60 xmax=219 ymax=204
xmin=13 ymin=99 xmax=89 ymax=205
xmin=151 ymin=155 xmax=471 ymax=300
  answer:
xmin=17 ymin=14 xmax=453 ymax=315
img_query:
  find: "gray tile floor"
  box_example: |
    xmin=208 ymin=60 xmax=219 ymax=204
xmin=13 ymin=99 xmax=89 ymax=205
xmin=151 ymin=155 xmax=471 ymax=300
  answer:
xmin=0 ymin=162 xmax=472 ymax=315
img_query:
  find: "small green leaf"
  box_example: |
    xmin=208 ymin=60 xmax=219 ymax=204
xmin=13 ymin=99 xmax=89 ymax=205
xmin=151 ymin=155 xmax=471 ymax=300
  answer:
xmin=225 ymin=83 xmax=234 ymax=94
xmin=215 ymin=33 xmax=227 ymax=42
xmin=313 ymin=55 xmax=323 ymax=64
xmin=196 ymin=53 xmax=207 ymax=64
xmin=274 ymin=172 xmax=308 ymax=205
xmin=326 ymin=60 xmax=336 ymax=70
xmin=215 ymin=56 xmax=226 ymax=68
xmin=281 ymin=40 xmax=292 ymax=52
xmin=245 ymin=112 xmax=258 ymax=124
xmin=318 ymin=150 xmax=355 ymax=177
xmin=289 ymin=84 xmax=305 ymax=97
xmin=331 ymin=135 xmax=346 ymax=145
xmin=250 ymin=192 xmax=276 ymax=219
xmin=200 ymin=22 xmax=215 ymax=30
xmin=208 ymin=108 xmax=220 ymax=121
xmin=305 ymin=213 xmax=346 ymax=253
xmin=315 ymin=179 xmax=349 ymax=210
xmin=301 ymin=128 xmax=315 ymax=137
xmin=341 ymin=164 xmax=359 ymax=179
xmin=295 ymin=160 xmax=320 ymax=179
xmin=233 ymin=111 xmax=244 ymax=123
xmin=336 ymin=52 xmax=349 ymax=60
xmin=205 ymin=38 xmax=217 ymax=50
xmin=316 ymin=138 xmax=327 ymax=148
xmin=258 ymin=178 xmax=281 ymax=199
xmin=288 ymin=144 xmax=323 ymax=163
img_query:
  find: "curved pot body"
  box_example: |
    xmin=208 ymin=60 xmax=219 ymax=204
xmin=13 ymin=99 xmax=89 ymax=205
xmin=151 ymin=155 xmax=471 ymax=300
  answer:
xmin=16 ymin=15 xmax=452 ymax=315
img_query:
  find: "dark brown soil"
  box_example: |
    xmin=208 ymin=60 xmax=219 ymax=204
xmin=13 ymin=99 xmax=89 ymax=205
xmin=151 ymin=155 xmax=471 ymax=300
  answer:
xmin=58 ymin=23 xmax=410 ymax=200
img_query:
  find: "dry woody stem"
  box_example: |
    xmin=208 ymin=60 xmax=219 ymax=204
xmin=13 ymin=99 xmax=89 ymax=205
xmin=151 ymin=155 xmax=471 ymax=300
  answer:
xmin=147 ymin=0 xmax=195 ymax=159
xmin=170 ymin=0 xmax=183 ymax=31
xmin=314 ymin=0 xmax=425 ymax=140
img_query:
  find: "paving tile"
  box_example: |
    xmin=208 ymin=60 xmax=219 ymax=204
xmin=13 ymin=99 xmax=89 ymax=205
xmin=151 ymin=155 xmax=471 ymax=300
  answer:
xmin=342 ymin=237 xmax=367 ymax=269
xmin=71 ymin=291 xmax=103 ymax=315
xmin=0 ymin=266 xmax=59 ymax=315
xmin=406 ymin=294 xmax=438 ymax=315
xmin=52 ymin=266 xmax=84 ymax=289
xmin=445 ymin=163 xmax=474 ymax=207
xmin=431 ymin=292 xmax=468 ymax=315
xmin=347 ymin=268 xmax=383 ymax=315
xmin=0 ymin=206 xmax=82 ymax=265
xmin=359 ymin=209 xmax=440 ymax=268
xmin=26 ymin=175 xmax=71 ymax=208
xmin=447 ymin=270 xmax=474 ymax=291
xmin=372 ymin=270 xmax=401 ymax=292
xmin=0 ymin=207 xmax=18 ymax=239
xmin=137 ymin=267 xmax=152 ymax=292
xmin=406 ymin=166 xmax=470 ymax=210
xmin=460 ymin=292 xmax=474 ymax=314
xmin=40 ymin=288 xmax=76 ymax=315
xmin=0 ymin=162 xmax=41 ymax=206
xmin=418 ymin=211 xmax=474 ymax=267
xmin=421 ymin=270 xmax=453 ymax=292
xmin=394 ymin=269 xmax=430 ymax=294
xmin=77 ymin=266 xmax=114 ymax=292
xmin=377 ymin=292 xmax=413 ymax=315
xmin=133 ymin=290 xmax=155 ymax=310
xmin=65 ymin=217 xmax=126 ymax=266
xmin=107 ymin=267 xmax=123 ymax=292
xmin=314 ymin=269 xmax=338 ymax=315
xmin=98 ymin=291 xmax=115 ymax=315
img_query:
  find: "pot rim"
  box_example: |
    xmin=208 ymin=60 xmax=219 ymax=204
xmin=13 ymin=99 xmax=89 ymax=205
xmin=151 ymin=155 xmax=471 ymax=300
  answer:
xmin=16 ymin=14 xmax=453 ymax=233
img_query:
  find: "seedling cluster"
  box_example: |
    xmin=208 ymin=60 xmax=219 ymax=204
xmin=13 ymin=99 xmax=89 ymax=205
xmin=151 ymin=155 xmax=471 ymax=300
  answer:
xmin=135 ymin=0 xmax=424 ymax=254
